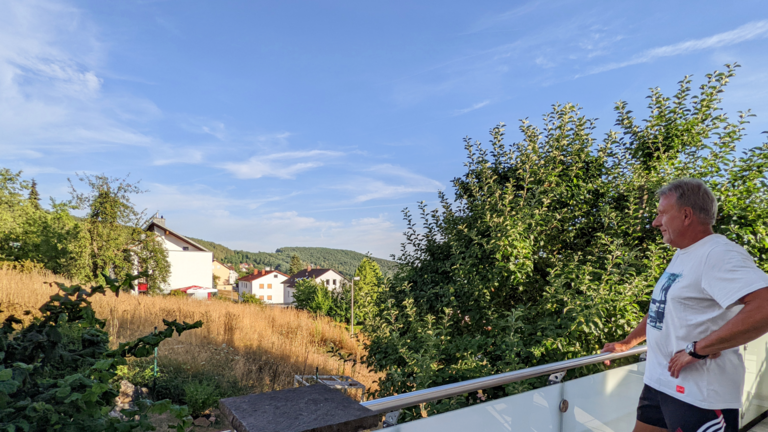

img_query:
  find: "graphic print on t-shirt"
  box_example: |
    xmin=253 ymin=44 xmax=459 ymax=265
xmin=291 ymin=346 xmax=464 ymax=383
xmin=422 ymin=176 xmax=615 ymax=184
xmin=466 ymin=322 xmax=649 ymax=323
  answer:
xmin=648 ymin=271 xmax=682 ymax=331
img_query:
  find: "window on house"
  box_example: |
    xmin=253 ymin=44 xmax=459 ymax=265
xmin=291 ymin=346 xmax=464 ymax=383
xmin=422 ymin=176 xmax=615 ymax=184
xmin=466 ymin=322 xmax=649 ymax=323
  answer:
xmin=267 ymin=284 xmax=272 ymax=289
xmin=325 ymin=279 xmax=330 ymax=286
xmin=333 ymin=279 xmax=336 ymax=286
xmin=259 ymin=296 xmax=264 ymax=300
xmin=259 ymin=284 xmax=264 ymax=289
xmin=182 ymin=247 xmax=189 ymax=251
xmin=267 ymin=295 xmax=272 ymax=300
xmin=274 ymin=274 xmax=278 ymax=278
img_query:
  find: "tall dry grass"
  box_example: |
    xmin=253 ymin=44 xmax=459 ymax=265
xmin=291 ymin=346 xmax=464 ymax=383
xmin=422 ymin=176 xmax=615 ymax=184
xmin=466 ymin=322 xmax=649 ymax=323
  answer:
xmin=0 ymin=267 xmax=379 ymax=398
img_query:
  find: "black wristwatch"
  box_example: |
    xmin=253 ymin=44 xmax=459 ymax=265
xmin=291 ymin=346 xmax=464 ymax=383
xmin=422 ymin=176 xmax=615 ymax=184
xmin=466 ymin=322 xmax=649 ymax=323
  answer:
xmin=685 ymin=341 xmax=709 ymax=360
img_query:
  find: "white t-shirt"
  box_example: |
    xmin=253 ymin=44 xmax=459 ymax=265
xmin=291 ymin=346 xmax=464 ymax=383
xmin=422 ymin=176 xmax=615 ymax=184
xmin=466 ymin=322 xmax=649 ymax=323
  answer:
xmin=644 ymin=234 xmax=768 ymax=409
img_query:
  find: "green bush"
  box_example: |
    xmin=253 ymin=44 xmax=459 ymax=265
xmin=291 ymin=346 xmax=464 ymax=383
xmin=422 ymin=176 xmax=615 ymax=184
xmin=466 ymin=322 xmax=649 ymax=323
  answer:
xmin=168 ymin=289 xmax=188 ymax=298
xmin=183 ymin=381 xmax=220 ymax=418
xmin=293 ymin=279 xmax=350 ymax=323
xmin=241 ymin=293 xmax=265 ymax=305
xmin=364 ymin=64 xmax=768 ymax=420
xmin=0 ymin=273 xmax=203 ymax=431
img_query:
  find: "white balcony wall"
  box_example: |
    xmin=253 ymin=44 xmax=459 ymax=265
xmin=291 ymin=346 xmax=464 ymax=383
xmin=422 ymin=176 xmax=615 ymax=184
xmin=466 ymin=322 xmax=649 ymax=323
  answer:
xmin=387 ymin=332 xmax=768 ymax=432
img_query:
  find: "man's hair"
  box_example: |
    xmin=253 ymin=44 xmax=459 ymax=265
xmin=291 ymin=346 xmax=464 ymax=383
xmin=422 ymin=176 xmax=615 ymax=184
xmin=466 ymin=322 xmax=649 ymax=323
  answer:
xmin=656 ymin=178 xmax=718 ymax=226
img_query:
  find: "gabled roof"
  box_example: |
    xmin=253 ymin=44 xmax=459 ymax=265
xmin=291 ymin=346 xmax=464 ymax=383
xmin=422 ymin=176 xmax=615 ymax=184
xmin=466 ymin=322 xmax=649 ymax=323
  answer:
xmin=146 ymin=221 xmax=209 ymax=252
xmin=282 ymin=268 xmax=347 ymax=288
xmin=238 ymin=269 xmax=289 ymax=282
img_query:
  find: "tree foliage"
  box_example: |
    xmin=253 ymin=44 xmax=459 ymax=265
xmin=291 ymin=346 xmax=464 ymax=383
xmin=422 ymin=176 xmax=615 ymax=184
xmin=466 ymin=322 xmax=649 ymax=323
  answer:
xmin=67 ymin=174 xmax=170 ymax=292
xmin=353 ymin=256 xmax=384 ymax=324
xmin=293 ymin=279 xmax=351 ymax=323
xmin=0 ymin=273 xmax=202 ymax=431
xmin=363 ymin=64 xmax=768 ymax=419
xmin=288 ymin=254 xmax=304 ymax=275
xmin=0 ymin=172 xmax=170 ymax=292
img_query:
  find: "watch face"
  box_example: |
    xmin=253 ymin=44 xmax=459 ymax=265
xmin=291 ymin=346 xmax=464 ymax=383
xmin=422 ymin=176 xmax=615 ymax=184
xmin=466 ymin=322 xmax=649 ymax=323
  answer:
xmin=686 ymin=343 xmax=694 ymax=354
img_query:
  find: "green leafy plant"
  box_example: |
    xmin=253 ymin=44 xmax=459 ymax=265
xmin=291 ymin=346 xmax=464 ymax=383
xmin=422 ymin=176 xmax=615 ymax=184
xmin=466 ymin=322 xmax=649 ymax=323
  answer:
xmin=0 ymin=272 xmax=203 ymax=431
xmin=293 ymin=279 xmax=350 ymax=323
xmin=182 ymin=381 xmax=219 ymax=418
xmin=240 ymin=293 xmax=265 ymax=305
xmin=364 ymin=64 xmax=768 ymax=419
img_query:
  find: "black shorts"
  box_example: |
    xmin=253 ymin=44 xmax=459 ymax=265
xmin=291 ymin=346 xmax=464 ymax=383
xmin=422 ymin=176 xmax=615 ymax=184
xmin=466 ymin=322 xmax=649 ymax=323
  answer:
xmin=637 ymin=385 xmax=738 ymax=432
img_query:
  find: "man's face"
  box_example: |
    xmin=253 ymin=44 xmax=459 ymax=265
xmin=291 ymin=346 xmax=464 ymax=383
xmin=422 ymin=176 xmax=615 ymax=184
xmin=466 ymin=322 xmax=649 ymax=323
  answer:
xmin=652 ymin=194 xmax=687 ymax=247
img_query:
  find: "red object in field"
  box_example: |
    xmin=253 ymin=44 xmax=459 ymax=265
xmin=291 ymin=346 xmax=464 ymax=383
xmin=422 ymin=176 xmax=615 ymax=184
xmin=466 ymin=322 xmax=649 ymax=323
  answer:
xmin=138 ymin=283 xmax=148 ymax=292
xmin=208 ymin=292 xmax=212 ymax=300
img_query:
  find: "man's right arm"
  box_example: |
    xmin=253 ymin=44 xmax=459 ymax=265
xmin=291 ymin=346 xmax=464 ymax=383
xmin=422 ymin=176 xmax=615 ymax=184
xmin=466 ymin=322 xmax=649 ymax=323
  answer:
xmin=601 ymin=314 xmax=648 ymax=365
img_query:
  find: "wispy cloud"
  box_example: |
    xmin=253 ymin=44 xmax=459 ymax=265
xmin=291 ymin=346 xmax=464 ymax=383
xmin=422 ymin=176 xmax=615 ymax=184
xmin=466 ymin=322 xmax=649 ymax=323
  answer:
xmin=218 ymin=150 xmax=344 ymax=180
xmin=586 ymin=20 xmax=768 ymax=75
xmin=453 ymin=100 xmax=490 ymax=116
xmin=345 ymin=164 xmax=443 ymax=202
xmin=0 ymin=0 xmax=161 ymax=153
xmin=462 ymin=1 xmax=542 ymax=35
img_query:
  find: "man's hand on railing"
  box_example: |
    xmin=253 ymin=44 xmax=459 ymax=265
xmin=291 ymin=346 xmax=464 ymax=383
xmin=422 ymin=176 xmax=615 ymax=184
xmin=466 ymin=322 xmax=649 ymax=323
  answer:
xmin=601 ymin=341 xmax=633 ymax=366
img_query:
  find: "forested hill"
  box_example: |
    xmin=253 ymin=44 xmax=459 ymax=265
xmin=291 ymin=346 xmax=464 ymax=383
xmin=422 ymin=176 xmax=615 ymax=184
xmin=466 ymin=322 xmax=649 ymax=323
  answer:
xmin=187 ymin=237 xmax=398 ymax=278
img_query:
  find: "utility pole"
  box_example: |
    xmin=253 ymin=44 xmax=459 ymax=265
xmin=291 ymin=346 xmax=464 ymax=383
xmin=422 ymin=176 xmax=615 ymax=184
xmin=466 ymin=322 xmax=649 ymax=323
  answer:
xmin=351 ymin=276 xmax=360 ymax=338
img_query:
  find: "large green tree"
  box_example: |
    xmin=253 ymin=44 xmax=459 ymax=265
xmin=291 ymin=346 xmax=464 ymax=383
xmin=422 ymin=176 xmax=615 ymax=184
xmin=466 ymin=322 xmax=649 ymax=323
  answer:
xmin=363 ymin=64 xmax=768 ymax=419
xmin=68 ymin=174 xmax=170 ymax=291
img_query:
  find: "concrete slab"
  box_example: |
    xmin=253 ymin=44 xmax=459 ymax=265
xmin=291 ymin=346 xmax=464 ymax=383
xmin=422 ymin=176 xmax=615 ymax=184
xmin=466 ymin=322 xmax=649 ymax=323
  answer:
xmin=219 ymin=384 xmax=381 ymax=432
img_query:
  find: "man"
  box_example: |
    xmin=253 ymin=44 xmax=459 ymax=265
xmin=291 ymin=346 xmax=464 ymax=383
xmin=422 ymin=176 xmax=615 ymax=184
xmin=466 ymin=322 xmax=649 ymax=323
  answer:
xmin=602 ymin=178 xmax=768 ymax=432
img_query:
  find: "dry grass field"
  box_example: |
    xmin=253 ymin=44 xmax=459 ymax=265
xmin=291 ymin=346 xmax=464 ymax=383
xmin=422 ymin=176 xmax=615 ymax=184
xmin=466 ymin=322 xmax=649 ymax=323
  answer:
xmin=0 ymin=267 xmax=379 ymax=402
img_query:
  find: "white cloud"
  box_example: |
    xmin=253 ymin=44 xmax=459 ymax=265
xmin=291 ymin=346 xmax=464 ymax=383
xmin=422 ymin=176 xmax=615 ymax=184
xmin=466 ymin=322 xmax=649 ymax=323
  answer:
xmin=218 ymin=150 xmax=344 ymax=180
xmin=345 ymin=164 xmax=443 ymax=202
xmin=586 ymin=20 xmax=768 ymax=75
xmin=133 ymin=183 xmax=403 ymax=257
xmin=0 ymin=0 xmax=160 ymax=154
xmin=453 ymin=100 xmax=490 ymax=116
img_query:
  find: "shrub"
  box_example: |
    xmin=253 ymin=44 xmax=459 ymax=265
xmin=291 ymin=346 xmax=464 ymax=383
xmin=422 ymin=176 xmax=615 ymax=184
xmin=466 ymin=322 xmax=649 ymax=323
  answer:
xmin=0 ymin=273 xmax=203 ymax=431
xmin=293 ymin=279 xmax=350 ymax=323
xmin=183 ymin=381 xmax=220 ymax=418
xmin=241 ymin=293 xmax=265 ymax=305
xmin=168 ymin=289 xmax=187 ymax=298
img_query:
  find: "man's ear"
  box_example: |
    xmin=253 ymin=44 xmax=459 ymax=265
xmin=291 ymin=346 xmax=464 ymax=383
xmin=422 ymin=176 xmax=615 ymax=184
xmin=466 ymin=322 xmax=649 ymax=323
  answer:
xmin=682 ymin=207 xmax=695 ymax=225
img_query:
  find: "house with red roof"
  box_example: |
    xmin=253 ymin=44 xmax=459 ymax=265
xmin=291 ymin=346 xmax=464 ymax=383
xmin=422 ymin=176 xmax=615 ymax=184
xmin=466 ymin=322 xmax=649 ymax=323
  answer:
xmin=238 ymin=269 xmax=290 ymax=304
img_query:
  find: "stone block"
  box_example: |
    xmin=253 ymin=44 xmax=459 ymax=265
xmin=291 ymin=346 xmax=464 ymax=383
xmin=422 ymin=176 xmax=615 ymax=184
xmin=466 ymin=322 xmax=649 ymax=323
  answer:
xmin=219 ymin=384 xmax=381 ymax=432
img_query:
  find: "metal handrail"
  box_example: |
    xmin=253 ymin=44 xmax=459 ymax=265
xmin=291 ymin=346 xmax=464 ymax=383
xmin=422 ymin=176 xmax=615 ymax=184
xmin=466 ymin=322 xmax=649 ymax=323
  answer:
xmin=361 ymin=345 xmax=647 ymax=413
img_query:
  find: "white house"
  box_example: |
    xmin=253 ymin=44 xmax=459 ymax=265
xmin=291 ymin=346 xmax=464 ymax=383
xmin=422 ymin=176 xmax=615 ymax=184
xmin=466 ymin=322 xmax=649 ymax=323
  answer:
xmin=145 ymin=216 xmax=214 ymax=293
xmin=237 ymin=269 xmax=290 ymax=304
xmin=281 ymin=266 xmax=349 ymax=304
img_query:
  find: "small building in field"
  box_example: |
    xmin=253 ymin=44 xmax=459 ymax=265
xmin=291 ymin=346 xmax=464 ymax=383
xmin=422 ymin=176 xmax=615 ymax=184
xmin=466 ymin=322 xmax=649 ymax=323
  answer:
xmin=237 ymin=269 xmax=290 ymax=304
xmin=282 ymin=266 xmax=349 ymax=304
xmin=172 ymin=285 xmax=218 ymax=300
xmin=145 ymin=216 xmax=213 ymax=293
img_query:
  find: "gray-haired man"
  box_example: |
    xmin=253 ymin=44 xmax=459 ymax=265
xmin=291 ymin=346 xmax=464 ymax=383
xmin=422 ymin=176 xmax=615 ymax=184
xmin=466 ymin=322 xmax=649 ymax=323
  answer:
xmin=602 ymin=178 xmax=768 ymax=432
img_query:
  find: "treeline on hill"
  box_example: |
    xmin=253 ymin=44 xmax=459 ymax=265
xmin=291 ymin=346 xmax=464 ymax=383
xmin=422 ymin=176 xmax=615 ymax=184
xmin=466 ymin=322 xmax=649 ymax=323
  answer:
xmin=188 ymin=237 xmax=398 ymax=277
xmin=363 ymin=64 xmax=768 ymax=421
xmin=0 ymin=172 xmax=170 ymax=291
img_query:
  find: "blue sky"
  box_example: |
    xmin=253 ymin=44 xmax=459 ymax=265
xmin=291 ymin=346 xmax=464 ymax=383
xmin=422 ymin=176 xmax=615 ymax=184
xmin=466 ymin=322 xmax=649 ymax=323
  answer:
xmin=2 ymin=0 xmax=768 ymax=259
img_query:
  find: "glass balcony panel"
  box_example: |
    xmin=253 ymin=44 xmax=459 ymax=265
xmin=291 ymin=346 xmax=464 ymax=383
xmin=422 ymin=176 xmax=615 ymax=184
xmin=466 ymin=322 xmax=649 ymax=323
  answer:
xmin=562 ymin=362 xmax=645 ymax=432
xmin=386 ymin=383 xmax=562 ymax=432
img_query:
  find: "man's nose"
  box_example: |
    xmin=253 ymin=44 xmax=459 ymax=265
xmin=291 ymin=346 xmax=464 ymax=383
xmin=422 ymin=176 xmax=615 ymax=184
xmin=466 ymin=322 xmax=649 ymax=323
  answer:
xmin=652 ymin=217 xmax=661 ymax=228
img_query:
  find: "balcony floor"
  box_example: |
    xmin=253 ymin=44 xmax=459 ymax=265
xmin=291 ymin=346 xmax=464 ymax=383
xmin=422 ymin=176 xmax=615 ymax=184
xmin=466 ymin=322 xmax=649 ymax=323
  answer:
xmin=752 ymin=417 xmax=768 ymax=432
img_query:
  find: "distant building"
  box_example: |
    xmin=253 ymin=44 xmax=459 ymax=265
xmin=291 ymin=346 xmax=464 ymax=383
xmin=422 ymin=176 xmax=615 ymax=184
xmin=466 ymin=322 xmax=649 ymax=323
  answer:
xmin=213 ymin=259 xmax=237 ymax=289
xmin=238 ymin=269 xmax=290 ymax=304
xmin=282 ymin=266 xmax=349 ymax=304
xmin=145 ymin=216 xmax=214 ymax=293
